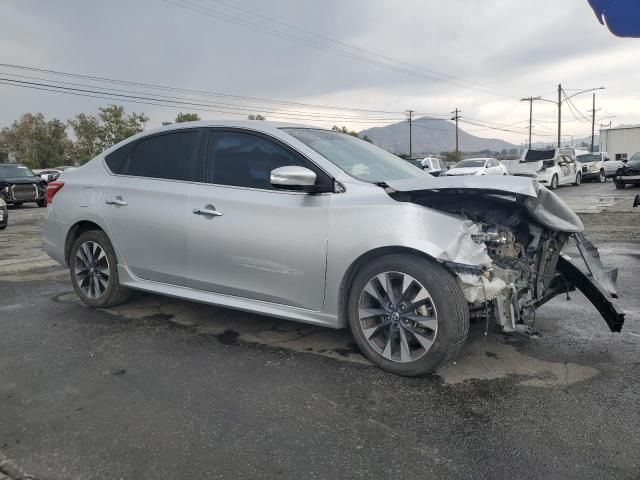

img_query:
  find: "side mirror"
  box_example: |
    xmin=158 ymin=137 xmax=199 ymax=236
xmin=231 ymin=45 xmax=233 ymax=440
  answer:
xmin=634 ymin=195 xmax=640 ymax=208
xmin=270 ymin=166 xmax=320 ymax=193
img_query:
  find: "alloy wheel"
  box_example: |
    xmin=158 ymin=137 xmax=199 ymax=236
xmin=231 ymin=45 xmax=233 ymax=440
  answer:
xmin=358 ymin=271 xmax=438 ymax=363
xmin=74 ymin=241 xmax=110 ymax=299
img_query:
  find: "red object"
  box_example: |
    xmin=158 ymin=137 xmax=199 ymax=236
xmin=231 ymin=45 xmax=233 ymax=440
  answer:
xmin=46 ymin=181 xmax=65 ymax=204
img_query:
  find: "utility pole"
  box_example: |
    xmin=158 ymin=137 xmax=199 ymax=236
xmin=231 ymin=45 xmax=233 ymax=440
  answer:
xmin=589 ymin=92 xmax=601 ymax=153
xmin=557 ymin=83 xmax=562 ymax=148
xmin=520 ymin=96 xmax=541 ymax=149
xmin=406 ymin=110 xmax=414 ymax=157
xmin=451 ymin=108 xmax=461 ymax=161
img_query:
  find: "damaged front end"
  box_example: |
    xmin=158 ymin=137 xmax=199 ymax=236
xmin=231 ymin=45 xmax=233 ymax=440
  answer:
xmin=385 ymin=176 xmax=625 ymax=334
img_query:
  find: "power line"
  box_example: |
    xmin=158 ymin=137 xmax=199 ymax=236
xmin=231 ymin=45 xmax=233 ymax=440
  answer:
xmin=0 ymin=77 xmax=405 ymax=124
xmin=204 ymin=0 xmax=518 ymax=99
xmin=0 ymin=71 xmax=403 ymax=122
xmin=0 ymin=63 xmax=410 ymax=117
xmin=164 ymin=0 xmax=520 ymax=99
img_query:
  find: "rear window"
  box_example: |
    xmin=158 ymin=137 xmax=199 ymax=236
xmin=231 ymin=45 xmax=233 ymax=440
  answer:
xmin=524 ymin=150 xmax=555 ymax=162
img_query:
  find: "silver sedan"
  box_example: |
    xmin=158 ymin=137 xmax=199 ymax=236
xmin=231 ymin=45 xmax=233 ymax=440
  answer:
xmin=43 ymin=121 xmax=624 ymax=376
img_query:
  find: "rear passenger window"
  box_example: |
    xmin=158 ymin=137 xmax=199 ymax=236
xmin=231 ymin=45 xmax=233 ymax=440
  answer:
xmin=127 ymin=130 xmax=200 ymax=181
xmin=207 ymin=130 xmax=323 ymax=190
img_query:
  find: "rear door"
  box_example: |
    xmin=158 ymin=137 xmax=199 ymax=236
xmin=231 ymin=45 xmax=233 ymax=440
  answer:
xmin=186 ymin=129 xmax=332 ymax=310
xmin=101 ymin=129 xmax=203 ymax=285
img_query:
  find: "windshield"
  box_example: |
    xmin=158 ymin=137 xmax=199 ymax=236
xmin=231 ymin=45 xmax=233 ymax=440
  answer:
xmin=577 ymin=154 xmax=600 ymax=163
xmin=283 ymin=128 xmax=428 ymax=182
xmin=455 ymin=159 xmax=486 ymax=168
xmin=0 ymin=164 xmax=36 ymax=178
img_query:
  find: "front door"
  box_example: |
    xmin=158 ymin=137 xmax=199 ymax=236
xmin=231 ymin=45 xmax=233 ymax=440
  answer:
xmin=186 ymin=129 xmax=332 ymax=310
xmin=101 ymin=129 xmax=202 ymax=285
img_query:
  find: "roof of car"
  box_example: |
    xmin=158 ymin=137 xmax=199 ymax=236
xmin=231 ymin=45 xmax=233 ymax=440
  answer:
xmin=145 ymin=119 xmax=319 ymax=136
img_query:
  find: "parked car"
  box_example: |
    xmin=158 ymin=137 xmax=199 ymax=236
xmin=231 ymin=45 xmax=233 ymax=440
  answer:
xmin=0 ymin=197 xmax=7 ymax=230
xmin=43 ymin=121 xmax=623 ymax=376
xmin=603 ymin=153 xmax=625 ymax=178
xmin=576 ymin=152 xmax=607 ymax=183
xmin=403 ymin=158 xmax=426 ymax=170
xmin=502 ymin=149 xmax=582 ymax=190
xmin=419 ymin=157 xmax=449 ymax=177
xmin=0 ymin=164 xmax=48 ymax=207
xmin=614 ymin=153 xmax=640 ymax=189
xmin=36 ymin=168 xmax=63 ymax=183
xmin=445 ymin=157 xmax=509 ymax=176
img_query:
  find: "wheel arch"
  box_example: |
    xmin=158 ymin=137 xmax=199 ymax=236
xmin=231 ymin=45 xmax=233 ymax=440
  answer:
xmin=336 ymin=246 xmax=443 ymax=329
xmin=64 ymin=220 xmax=107 ymax=266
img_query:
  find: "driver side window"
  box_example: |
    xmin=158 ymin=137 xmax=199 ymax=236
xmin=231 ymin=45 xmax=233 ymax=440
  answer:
xmin=206 ymin=130 xmax=328 ymax=191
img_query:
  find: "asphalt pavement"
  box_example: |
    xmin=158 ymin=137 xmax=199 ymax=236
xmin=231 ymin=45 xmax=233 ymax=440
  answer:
xmin=1 ymin=181 xmax=639 ymax=479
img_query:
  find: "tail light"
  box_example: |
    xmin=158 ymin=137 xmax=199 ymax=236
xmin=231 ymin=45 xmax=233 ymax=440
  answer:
xmin=46 ymin=181 xmax=64 ymax=204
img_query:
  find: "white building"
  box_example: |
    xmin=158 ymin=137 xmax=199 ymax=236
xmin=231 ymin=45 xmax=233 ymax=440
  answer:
xmin=599 ymin=125 xmax=640 ymax=161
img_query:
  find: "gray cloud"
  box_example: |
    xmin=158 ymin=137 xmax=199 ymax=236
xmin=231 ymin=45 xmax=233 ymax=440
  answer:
xmin=1 ymin=0 xmax=638 ymax=143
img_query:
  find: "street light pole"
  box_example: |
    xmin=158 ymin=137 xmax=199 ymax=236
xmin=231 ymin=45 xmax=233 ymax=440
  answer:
xmin=557 ymin=84 xmax=562 ymax=148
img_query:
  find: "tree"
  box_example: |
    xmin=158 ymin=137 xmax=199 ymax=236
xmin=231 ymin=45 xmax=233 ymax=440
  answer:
xmin=331 ymin=125 xmax=372 ymax=143
xmin=0 ymin=113 xmax=70 ymax=168
xmin=96 ymin=105 xmax=148 ymax=150
xmin=248 ymin=114 xmax=266 ymax=120
xmin=68 ymin=105 xmax=148 ymax=164
xmin=67 ymin=113 xmax=102 ymax=163
xmin=175 ymin=112 xmax=201 ymax=123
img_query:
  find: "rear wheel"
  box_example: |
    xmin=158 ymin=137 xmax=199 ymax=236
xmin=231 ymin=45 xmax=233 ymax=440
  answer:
xmin=550 ymin=174 xmax=559 ymax=190
xmin=615 ymin=180 xmax=625 ymax=189
xmin=37 ymin=198 xmax=47 ymax=207
xmin=70 ymin=230 xmax=131 ymax=308
xmin=573 ymin=172 xmax=582 ymax=186
xmin=348 ymin=254 xmax=469 ymax=376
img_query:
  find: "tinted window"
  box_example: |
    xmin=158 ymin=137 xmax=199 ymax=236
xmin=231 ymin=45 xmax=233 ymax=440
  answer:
xmin=127 ymin=131 xmax=200 ymax=181
xmin=207 ymin=131 xmax=321 ymax=190
xmin=105 ymin=142 xmax=135 ymax=174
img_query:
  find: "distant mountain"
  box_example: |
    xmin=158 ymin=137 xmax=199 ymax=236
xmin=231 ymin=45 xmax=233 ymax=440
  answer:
xmin=360 ymin=116 xmax=516 ymax=155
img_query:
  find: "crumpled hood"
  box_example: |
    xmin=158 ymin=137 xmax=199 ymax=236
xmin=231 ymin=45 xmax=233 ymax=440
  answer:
xmin=385 ymin=175 xmax=584 ymax=233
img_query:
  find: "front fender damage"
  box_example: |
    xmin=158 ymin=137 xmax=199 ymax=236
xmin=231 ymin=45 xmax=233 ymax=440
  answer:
xmin=384 ymin=177 xmax=626 ymax=334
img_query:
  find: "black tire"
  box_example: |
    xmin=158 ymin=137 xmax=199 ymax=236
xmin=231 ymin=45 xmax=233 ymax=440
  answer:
xmin=550 ymin=174 xmax=559 ymax=190
xmin=573 ymin=172 xmax=582 ymax=186
xmin=0 ymin=224 xmax=6 ymax=230
xmin=348 ymin=254 xmax=469 ymax=376
xmin=598 ymin=170 xmax=606 ymax=183
xmin=69 ymin=230 xmax=131 ymax=308
xmin=37 ymin=198 xmax=47 ymax=207
xmin=615 ymin=180 xmax=625 ymax=189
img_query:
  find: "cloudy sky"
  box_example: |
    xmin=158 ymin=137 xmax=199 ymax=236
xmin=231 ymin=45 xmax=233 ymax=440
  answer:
xmin=1 ymin=0 xmax=639 ymax=145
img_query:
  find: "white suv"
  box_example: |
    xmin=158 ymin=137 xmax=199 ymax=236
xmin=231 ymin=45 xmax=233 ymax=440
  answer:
xmin=503 ymin=149 xmax=582 ymax=190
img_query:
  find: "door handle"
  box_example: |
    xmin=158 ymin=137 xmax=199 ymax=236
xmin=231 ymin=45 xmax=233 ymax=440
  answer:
xmin=106 ymin=197 xmax=128 ymax=206
xmin=193 ymin=207 xmax=223 ymax=217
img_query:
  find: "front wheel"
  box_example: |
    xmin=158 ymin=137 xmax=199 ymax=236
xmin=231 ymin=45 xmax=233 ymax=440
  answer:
xmin=70 ymin=230 xmax=131 ymax=308
xmin=573 ymin=172 xmax=582 ymax=186
xmin=348 ymin=254 xmax=469 ymax=376
xmin=550 ymin=174 xmax=559 ymax=190
xmin=615 ymin=180 xmax=625 ymax=189
xmin=598 ymin=170 xmax=606 ymax=183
